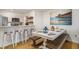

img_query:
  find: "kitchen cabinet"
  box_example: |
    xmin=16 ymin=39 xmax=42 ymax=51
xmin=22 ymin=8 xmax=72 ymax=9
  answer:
xmin=0 ymin=16 xmax=8 ymax=26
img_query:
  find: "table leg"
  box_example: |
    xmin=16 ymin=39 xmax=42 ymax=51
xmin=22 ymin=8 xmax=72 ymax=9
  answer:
xmin=43 ymin=39 xmax=47 ymax=49
xmin=39 ymin=38 xmax=47 ymax=49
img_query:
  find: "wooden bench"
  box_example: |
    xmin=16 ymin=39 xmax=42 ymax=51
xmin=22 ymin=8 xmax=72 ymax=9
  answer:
xmin=46 ymin=33 xmax=68 ymax=49
xmin=30 ymin=36 xmax=43 ymax=46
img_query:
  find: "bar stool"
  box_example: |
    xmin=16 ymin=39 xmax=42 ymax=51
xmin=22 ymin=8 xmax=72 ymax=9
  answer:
xmin=14 ymin=30 xmax=20 ymax=46
xmin=19 ymin=26 xmax=25 ymax=43
xmin=3 ymin=32 xmax=7 ymax=49
xmin=23 ymin=26 xmax=29 ymax=42
xmin=2 ymin=27 xmax=15 ymax=49
xmin=24 ymin=29 xmax=28 ymax=42
xmin=28 ymin=27 xmax=34 ymax=37
xmin=13 ymin=26 xmax=25 ymax=46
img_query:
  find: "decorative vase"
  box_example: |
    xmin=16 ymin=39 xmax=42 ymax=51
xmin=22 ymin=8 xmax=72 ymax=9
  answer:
xmin=43 ymin=26 xmax=48 ymax=33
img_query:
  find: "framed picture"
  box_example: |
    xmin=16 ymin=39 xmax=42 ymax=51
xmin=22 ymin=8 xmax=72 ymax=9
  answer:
xmin=50 ymin=11 xmax=72 ymax=25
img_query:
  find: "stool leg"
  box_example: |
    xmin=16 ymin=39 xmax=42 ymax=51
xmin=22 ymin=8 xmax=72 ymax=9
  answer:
xmin=21 ymin=31 xmax=24 ymax=44
xmin=15 ymin=38 xmax=17 ymax=46
xmin=12 ymin=41 xmax=14 ymax=48
xmin=24 ymin=31 xmax=28 ymax=43
xmin=15 ymin=31 xmax=20 ymax=46
xmin=11 ymin=34 xmax=14 ymax=48
xmin=2 ymin=38 xmax=4 ymax=49
xmin=15 ymin=42 xmax=17 ymax=46
xmin=2 ymin=34 xmax=6 ymax=49
xmin=24 ymin=32 xmax=26 ymax=42
xmin=43 ymin=39 xmax=47 ymax=49
xmin=23 ymin=30 xmax=26 ymax=43
xmin=15 ymin=32 xmax=17 ymax=46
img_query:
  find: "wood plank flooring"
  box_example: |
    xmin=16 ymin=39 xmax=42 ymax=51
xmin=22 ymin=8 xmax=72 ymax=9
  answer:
xmin=4 ymin=39 xmax=34 ymax=49
xmin=1 ymin=39 xmax=79 ymax=49
xmin=62 ymin=41 xmax=79 ymax=49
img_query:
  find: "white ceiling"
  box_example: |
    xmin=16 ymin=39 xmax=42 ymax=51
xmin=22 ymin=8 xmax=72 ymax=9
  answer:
xmin=0 ymin=9 xmax=32 ymax=14
xmin=0 ymin=9 xmax=72 ymax=15
xmin=0 ymin=9 xmax=50 ymax=14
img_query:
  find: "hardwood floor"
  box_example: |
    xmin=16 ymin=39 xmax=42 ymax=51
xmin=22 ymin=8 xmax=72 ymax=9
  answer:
xmin=4 ymin=39 xmax=34 ymax=49
xmin=62 ymin=41 xmax=79 ymax=49
xmin=1 ymin=39 xmax=79 ymax=49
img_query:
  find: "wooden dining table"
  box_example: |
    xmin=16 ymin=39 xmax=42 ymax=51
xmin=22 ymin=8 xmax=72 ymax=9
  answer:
xmin=32 ymin=30 xmax=66 ymax=49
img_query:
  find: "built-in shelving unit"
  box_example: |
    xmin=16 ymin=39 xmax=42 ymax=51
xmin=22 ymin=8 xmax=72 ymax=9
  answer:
xmin=25 ymin=16 xmax=33 ymax=25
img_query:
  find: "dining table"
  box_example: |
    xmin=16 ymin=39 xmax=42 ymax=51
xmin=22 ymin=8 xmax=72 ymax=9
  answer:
xmin=32 ymin=29 xmax=66 ymax=49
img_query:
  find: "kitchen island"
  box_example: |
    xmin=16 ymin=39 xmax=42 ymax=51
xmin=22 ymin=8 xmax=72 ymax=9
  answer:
xmin=0 ymin=25 xmax=34 ymax=48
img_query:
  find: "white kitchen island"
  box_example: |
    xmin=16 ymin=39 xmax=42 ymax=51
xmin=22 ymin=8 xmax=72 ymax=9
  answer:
xmin=0 ymin=25 xmax=34 ymax=48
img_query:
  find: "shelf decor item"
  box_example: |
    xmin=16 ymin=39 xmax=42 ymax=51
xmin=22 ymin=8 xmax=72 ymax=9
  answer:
xmin=51 ymin=26 xmax=55 ymax=31
xmin=43 ymin=26 xmax=48 ymax=33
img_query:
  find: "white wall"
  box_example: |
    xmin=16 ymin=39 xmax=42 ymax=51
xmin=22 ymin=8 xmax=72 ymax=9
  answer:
xmin=43 ymin=9 xmax=79 ymax=43
xmin=42 ymin=11 xmax=50 ymax=28
xmin=34 ymin=11 xmax=43 ymax=30
xmin=24 ymin=10 xmax=43 ymax=30
xmin=71 ymin=9 xmax=79 ymax=43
